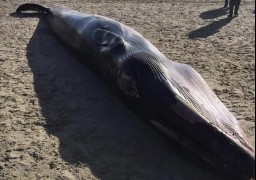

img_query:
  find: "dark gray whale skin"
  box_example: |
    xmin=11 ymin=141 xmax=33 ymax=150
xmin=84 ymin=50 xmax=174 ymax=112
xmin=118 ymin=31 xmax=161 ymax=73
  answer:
xmin=16 ymin=3 xmax=255 ymax=180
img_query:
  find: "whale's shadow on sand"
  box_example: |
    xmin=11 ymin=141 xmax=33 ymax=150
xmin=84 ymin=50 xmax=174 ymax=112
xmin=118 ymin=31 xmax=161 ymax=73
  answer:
xmin=11 ymin=12 xmax=231 ymax=180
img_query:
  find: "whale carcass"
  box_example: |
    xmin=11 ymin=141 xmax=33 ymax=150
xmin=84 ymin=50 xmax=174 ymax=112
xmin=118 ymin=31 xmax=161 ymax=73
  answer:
xmin=16 ymin=3 xmax=255 ymax=179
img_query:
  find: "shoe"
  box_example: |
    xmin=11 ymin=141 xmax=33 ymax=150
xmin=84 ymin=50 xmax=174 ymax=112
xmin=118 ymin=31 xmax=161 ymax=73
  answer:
xmin=234 ymin=12 xmax=238 ymax=16
xmin=228 ymin=14 xmax=233 ymax=19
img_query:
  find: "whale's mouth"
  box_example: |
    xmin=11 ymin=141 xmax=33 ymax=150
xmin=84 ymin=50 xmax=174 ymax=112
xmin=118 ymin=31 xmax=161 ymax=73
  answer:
xmin=149 ymin=119 xmax=221 ymax=167
xmin=148 ymin=104 xmax=255 ymax=180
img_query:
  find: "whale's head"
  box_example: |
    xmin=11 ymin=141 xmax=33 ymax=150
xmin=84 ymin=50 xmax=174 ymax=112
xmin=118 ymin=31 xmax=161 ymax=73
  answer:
xmin=116 ymin=52 xmax=255 ymax=180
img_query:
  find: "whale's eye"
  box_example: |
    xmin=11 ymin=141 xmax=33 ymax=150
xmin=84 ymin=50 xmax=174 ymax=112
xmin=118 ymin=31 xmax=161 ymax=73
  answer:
xmin=117 ymin=70 xmax=139 ymax=98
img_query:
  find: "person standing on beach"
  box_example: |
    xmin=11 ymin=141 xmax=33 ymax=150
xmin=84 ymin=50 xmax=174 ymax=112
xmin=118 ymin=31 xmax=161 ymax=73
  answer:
xmin=224 ymin=0 xmax=241 ymax=18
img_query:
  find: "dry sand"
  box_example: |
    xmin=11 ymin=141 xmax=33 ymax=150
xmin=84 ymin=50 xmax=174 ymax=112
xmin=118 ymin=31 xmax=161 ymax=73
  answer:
xmin=0 ymin=0 xmax=255 ymax=180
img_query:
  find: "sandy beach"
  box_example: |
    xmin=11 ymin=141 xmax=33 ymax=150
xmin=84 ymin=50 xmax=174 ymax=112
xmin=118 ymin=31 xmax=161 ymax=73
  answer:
xmin=0 ymin=0 xmax=255 ymax=179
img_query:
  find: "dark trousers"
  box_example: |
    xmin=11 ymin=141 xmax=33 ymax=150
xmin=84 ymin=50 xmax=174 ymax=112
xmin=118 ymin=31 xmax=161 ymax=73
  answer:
xmin=225 ymin=0 xmax=229 ymax=7
xmin=225 ymin=0 xmax=241 ymax=15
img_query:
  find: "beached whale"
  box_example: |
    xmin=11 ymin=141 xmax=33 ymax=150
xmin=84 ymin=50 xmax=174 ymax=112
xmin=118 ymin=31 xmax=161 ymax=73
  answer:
xmin=16 ymin=3 xmax=255 ymax=179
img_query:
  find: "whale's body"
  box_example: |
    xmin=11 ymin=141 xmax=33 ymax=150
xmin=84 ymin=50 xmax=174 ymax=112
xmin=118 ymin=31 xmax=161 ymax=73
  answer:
xmin=17 ymin=3 xmax=255 ymax=180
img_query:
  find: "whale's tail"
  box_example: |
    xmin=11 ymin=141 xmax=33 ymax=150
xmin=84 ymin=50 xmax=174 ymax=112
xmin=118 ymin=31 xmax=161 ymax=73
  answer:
xmin=16 ymin=3 xmax=49 ymax=13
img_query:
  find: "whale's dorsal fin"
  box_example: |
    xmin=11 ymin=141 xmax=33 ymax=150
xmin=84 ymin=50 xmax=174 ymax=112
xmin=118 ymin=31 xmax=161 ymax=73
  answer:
xmin=93 ymin=28 xmax=126 ymax=55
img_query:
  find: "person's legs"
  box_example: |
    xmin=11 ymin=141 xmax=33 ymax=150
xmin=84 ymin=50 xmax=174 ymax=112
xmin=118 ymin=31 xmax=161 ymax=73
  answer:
xmin=224 ymin=0 xmax=229 ymax=8
xmin=229 ymin=0 xmax=235 ymax=17
xmin=234 ymin=0 xmax=241 ymax=16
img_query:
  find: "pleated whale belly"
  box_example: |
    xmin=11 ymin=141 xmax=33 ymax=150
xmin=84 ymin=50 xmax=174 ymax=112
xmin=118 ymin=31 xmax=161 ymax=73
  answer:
xmin=16 ymin=3 xmax=255 ymax=180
